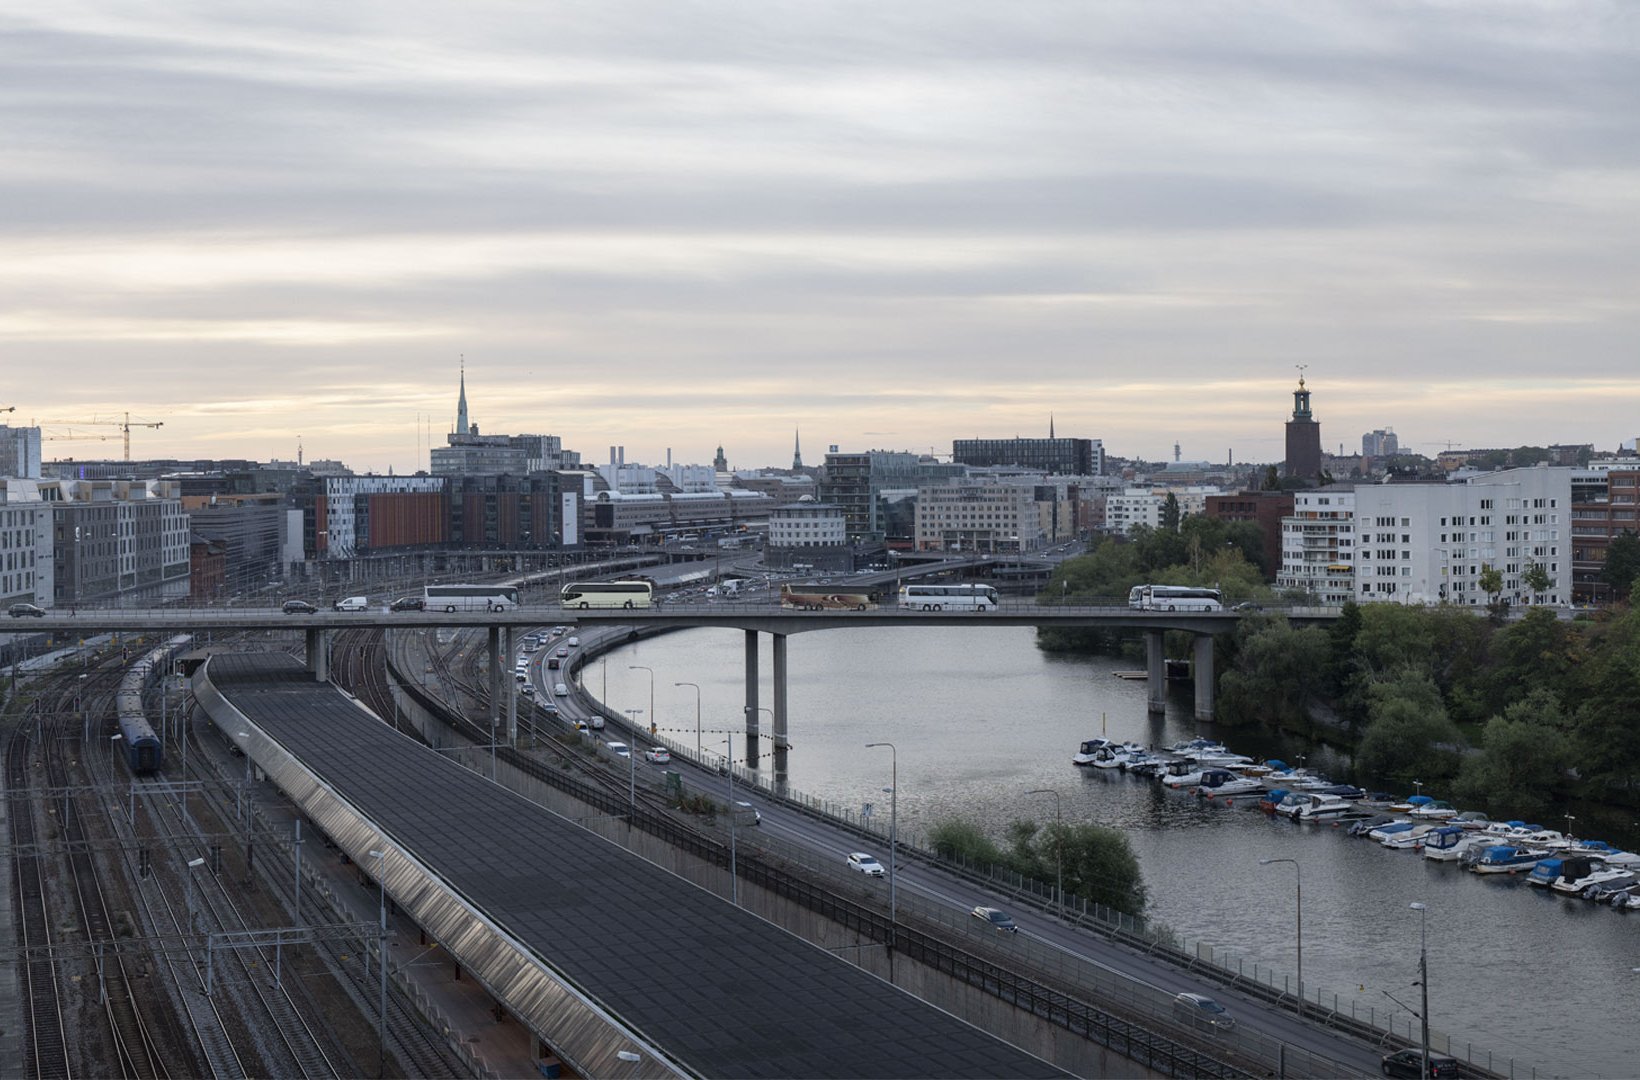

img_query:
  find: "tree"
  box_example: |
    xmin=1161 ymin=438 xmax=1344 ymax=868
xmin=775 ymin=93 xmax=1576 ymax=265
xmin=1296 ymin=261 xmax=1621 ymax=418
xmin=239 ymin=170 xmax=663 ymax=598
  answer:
xmin=1522 ymin=561 xmax=1552 ymax=605
xmin=1452 ymin=689 xmax=1572 ymax=819
xmin=1160 ymin=492 xmax=1182 ymax=532
xmin=1217 ymin=618 xmax=1332 ymax=732
xmin=1355 ymin=669 xmax=1463 ymax=781
xmin=1262 ymin=464 xmax=1280 ymax=492
xmin=1601 ymin=530 xmax=1640 ymax=600
xmin=1477 ymin=563 xmax=1505 ymax=619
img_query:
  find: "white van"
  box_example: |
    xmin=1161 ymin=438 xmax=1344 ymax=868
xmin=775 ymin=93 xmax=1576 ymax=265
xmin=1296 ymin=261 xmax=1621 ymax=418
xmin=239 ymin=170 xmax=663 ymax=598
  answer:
xmin=333 ymin=596 xmax=369 ymax=612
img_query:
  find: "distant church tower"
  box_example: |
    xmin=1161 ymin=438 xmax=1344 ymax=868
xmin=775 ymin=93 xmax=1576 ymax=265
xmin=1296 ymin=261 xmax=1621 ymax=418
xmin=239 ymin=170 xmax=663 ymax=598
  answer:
xmin=1049 ymin=414 xmax=1055 ymax=439
xmin=1284 ymin=370 xmax=1323 ymax=483
xmin=455 ymin=355 xmax=470 ymax=436
xmin=713 ymin=445 xmax=728 ymax=471
xmin=792 ymin=428 xmax=803 ymax=471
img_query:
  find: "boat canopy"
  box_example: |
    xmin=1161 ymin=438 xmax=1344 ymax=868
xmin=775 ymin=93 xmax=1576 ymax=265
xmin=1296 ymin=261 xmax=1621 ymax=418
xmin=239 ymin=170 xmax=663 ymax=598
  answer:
xmin=1406 ymin=795 xmax=1434 ymax=806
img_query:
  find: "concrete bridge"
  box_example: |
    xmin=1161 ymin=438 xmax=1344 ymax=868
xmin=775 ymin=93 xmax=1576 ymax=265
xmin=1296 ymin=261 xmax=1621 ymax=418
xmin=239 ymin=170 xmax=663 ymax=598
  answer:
xmin=6 ymin=601 xmax=1341 ymax=784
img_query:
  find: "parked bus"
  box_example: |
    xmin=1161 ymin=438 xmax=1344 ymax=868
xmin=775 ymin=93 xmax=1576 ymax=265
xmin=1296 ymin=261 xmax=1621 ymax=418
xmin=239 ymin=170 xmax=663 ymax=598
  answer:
xmin=897 ymin=583 xmax=1000 ymax=611
xmin=1127 ymin=584 xmax=1223 ymax=612
xmin=424 ymin=583 xmax=521 ymax=612
xmin=560 ymin=580 xmax=654 ymax=610
xmin=780 ymin=584 xmax=878 ymax=611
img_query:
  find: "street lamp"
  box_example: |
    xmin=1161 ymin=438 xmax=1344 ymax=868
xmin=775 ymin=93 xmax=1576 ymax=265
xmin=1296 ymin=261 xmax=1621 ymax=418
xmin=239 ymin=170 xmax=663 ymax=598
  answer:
xmin=1410 ymin=902 xmax=1430 ymax=1078
xmin=1026 ymin=788 xmax=1063 ymax=914
xmin=674 ymin=682 xmax=701 ymax=758
xmin=725 ymin=731 xmax=738 ymax=905
xmin=369 ymin=849 xmax=389 ymax=1078
xmin=184 ymin=855 xmax=206 ymax=934
xmin=865 ymin=742 xmax=897 ymax=930
xmin=1260 ymin=857 xmax=1303 ymax=1021
xmin=622 ymin=709 xmax=642 ymax=811
xmin=236 ymin=732 xmax=253 ymax=823
xmin=628 ymin=665 xmax=654 ymax=735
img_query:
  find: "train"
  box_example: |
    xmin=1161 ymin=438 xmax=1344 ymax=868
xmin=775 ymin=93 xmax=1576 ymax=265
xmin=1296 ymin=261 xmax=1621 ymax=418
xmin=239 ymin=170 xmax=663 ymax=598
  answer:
xmin=114 ymin=635 xmax=191 ymax=775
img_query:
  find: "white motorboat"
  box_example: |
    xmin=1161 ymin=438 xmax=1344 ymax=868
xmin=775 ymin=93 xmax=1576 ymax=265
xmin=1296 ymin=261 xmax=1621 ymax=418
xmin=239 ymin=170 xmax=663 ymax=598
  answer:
xmin=1407 ymin=800 xmax=1460 ymax=820
xmin=1564 ymin=840 xmax=1640 ymax=869
xmin=1367 ymin=818 xmax=1418 ymax=843
xmin=1195 ymin=769 xmax=1264 ymax=796
xmin=1467 ymin=845 xmax=1553 ymax=874
xmin=1161 ymin=765 xmax=1210 ymax=789
xmin=1090 ymin=742 xmax=1149 ymax=769
xmin=1550 ymin=857 xmax=1632 ymax=895
xmin=1381 ymin=823 xmax=1441 ymax=850
xmin=1422 ymin=826 xmax=1493 ymax=862
xmin=1073 ymin=739 xmax=1118 ymax=766
xmin=1284 ymin=793 xmax=1354 ymax=821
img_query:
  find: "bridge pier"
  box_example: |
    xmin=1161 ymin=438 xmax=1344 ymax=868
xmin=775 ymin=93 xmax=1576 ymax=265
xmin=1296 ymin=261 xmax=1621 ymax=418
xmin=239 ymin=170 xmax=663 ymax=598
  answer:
xmin=743 ymin=630 xmax=759 ymax=768
xmin=488 ymin=626 xmax=502 ymax=752
xmin=772 ymin=633 xmax=789 ymax=787
xmin=1144 ymin=631 xmax=1165 ymax=714
xmin=1193 ymin=633 xmax=1215 ymax=722
xmin=304 ymin=628 xmax=329 ymax=682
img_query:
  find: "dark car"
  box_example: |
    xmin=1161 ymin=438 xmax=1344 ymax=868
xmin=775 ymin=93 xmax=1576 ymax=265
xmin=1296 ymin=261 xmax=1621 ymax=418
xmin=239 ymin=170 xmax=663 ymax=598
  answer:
xmin=7 ymin=602 xmax=46 ymax=618
xmin=389 ymin=596 xmax=425 ymax=612
xmin=970 ymin=906 xmax=1018 ymax=933
xmin=1380 ymin=1050 xmax=1460 ymax=1078
xmin=1173 ymin=992 xmax=1236 ymax=1033
xmin=281 ymin=599 xmax=317 ymax=614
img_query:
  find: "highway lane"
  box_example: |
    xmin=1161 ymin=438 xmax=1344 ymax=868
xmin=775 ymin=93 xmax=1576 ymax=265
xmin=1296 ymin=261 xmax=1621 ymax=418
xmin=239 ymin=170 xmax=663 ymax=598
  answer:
xmin=434 ymin=615 xmax=1386 ymax=1076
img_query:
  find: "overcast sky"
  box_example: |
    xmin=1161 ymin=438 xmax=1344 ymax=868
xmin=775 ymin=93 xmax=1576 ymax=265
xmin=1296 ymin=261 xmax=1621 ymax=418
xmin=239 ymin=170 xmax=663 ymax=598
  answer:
xmin=4 ymin=2 xmax=1637 ymax=472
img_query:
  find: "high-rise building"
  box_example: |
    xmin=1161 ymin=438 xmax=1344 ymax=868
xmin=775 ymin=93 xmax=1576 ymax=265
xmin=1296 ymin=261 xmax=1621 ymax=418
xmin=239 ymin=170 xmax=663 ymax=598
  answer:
xmin=0 ymin=424 xmax=43 ymax=479
xmin=1284 ymin=375 xmax=1323 ymax=483
xmin=952 ymin=436 xmax=1103 ymax=476
xmin=1362 ymin=429 xmax=1399 ymax=457
xmin=52 ymin=480 xmax=190 ymax=605
xmin=0 ymin=478 xmax=54 ymax=607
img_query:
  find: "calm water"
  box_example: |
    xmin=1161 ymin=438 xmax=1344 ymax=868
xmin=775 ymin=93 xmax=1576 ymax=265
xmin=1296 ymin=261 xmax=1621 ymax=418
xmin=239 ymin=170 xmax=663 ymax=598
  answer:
xmin=599 ymin=626 xmax=1639 ymax=1077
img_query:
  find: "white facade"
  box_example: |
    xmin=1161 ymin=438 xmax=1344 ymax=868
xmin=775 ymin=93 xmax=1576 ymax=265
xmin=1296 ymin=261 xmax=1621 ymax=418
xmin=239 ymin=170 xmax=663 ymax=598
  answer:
xmin=767 ymin=503 xmax=846 ymax=548
xmin=1104 ymin=487 xmax=1214 ymax=535
xmin=1351 ymin=467 xmax=1573 ymax=606
xmin=914 ymin=479 xmax=1047 ymax=552
xmin=0 ymin=479 xmax=54 ymax=607
xmin=1277 ymin=488 xmax=1357 ymax=604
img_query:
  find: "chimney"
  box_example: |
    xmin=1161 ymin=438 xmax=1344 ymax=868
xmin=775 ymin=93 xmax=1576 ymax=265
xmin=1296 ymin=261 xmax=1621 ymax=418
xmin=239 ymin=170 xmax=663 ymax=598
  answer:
xmin=609 ymin=446 xmax=617 ymax=466
xmin=618 ymin=446 xmax=625 ymax=467
xmin=666 ymin=447 xmax=672 ymax=469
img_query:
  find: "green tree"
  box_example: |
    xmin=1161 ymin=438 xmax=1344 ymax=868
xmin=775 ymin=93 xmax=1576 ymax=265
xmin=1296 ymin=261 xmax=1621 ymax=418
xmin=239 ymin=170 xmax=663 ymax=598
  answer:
xmin=1262 ymin=464 xmax=1280 ymax=491
xmin=1217 ymin=618 xmax=1332 ymax=732
xmin=1486 ymin=607 xmax=1577 ymax=711
xmin=1160 ymin=492 xmax=1182 ymax=532
xmin=1572 ymin=605 xmax=1640 ymax=792
xmin=1522 ymin=561 xmax=1552 ymax=604
xmin=1601 ymin=530 xmax=1640 ymax=600
xmin=1477 ymin=564 xmax=1505 ymax=619
xmin=1355 ymin=669 xmax=1462 ymax=781
xmin=1452 ymin=689 xmax=1572 ymax=819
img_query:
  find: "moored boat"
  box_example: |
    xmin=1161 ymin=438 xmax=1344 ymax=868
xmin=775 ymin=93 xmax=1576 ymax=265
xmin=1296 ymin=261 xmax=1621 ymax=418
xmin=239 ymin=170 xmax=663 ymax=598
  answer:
xmin=1468 ymin=845 xmax=1553 ymax=874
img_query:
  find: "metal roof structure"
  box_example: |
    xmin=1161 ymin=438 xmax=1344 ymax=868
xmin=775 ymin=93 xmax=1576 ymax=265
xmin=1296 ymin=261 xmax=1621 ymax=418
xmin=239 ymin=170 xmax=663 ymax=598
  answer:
xmin=198 ymin=653 xmax=1066 ymax=1080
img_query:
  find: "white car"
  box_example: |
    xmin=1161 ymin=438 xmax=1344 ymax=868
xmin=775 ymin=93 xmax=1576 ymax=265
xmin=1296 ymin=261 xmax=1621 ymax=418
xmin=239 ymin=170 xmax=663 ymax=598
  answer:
xmin=847 ymin=852 xmax=885 ymax=876
xmin=644 ymin=747 xmax=671 ymax=764
xmin=553 ymin=683 xmax=569 ymax=696
xmin=606 ymin=741 xmax=631 ymax=758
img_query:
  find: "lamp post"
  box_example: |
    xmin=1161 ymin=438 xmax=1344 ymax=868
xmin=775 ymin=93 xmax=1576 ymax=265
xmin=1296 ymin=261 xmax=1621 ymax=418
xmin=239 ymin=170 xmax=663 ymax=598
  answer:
xmin=1026 ymin=788 xmax=1063 ymax=914
xmin=628 ymin=665 xmax=654 ymax=735
xmin=1410 ymin=902 xmax=1430 ymax=1078
xmin=622 ymin=709 xmax=642 ymax=811
xmin=236 ymin=731 xmax=252 ymax=823
xmin=725 ymin=731 xmax=738 ymax=905
xmin=369 ymin=849 xmax=388 ymax=1078
xmin=184 ymin=855 xmax=206 ymax=934
xmin=1261 ymin=857 xmax=1303 ymax=1020
xmin=674 ymin=682 xmax=701 ymax=758
xmin=865 ymin=742 xmax=897 ymax=929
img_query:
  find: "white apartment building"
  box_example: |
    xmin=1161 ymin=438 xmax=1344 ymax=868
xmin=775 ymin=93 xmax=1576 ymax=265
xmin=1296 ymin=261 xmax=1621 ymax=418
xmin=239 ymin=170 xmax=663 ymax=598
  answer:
xmin=1351 ymin=467 xmax=1573 ymax=606
xmin=915 ymin=479 xmax=1047 ymax=552
xmin=0 ymin=479 xmax=54 ymax=607
xmin=1277 ymin=487 xmax=1357 ymax=604
xmin=767 ymin=501 xmax=846 ymax=548
xmin=1104 ymin=487 xmax=1215 ymax=535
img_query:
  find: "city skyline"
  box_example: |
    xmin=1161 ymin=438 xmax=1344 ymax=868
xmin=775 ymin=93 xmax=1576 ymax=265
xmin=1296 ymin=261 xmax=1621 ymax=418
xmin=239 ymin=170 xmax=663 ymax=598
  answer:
xmin=6 ymin=2 xmax=1638 ymax=471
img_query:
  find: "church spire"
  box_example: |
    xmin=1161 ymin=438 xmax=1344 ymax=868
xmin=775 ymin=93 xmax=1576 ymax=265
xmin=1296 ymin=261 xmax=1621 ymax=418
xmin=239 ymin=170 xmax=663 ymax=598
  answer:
xmin=456 ymin=355 xmax=469 ymax=435
xmin=1049 ymin=413 xmax=1055 ymax=439
xmin=792 ymin=427 xmax=803 ymax=470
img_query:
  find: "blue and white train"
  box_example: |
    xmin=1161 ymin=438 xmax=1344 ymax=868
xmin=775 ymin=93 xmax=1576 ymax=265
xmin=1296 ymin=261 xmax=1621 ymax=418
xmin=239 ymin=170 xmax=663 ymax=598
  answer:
xmin=115 ymin=635 xmax=191 ymax=775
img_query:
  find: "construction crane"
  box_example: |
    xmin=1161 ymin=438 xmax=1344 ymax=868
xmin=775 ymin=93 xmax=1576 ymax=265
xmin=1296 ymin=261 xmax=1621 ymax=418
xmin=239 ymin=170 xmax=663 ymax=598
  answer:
xmin=42 ymin=412 xmax=163 ymax=461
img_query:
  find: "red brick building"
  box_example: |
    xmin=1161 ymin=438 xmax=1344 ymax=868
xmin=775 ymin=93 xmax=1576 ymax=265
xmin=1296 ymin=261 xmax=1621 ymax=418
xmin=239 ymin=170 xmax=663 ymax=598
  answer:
xmin=1204 ymin=491 xmax=1293 ymax=580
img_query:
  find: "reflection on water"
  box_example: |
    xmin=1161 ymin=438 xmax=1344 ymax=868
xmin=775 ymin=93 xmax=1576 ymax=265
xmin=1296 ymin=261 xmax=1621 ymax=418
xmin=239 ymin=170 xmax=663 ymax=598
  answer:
xmin=601 ymin=626 xmax=1638 ymax=1077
